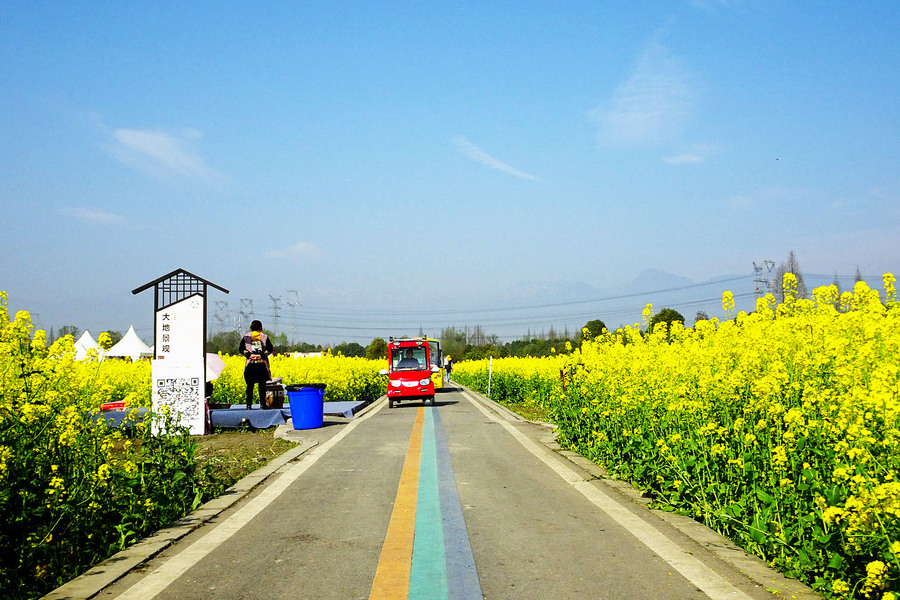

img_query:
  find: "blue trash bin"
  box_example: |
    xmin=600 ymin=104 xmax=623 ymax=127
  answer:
xmin=286 ymin=384 xmax=326 ymax=429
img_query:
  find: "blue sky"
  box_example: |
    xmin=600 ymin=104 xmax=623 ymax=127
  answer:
xmin=2 ymin=2 xmax=898 ymax=344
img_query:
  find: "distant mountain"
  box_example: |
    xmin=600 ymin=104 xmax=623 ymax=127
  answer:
xmin=476 ymin=269 xmax=756 ymax=339
xmin=498 ymin=280 xmax=607 ymax=306
xmin=624 ymin=269 xmax=695 ymax=294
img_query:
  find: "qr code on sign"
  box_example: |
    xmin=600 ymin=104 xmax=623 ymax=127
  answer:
xmin=155 ymin=377 xmax=201 ymax=420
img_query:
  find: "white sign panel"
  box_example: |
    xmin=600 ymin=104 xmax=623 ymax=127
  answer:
xmin=152 ymin=295 xmax=205 ymax=434
xmin=155 ymin=294 xmax=204 ymax=362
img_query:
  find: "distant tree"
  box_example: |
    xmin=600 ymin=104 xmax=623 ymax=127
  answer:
xmin=482 ymin=344 xmax=500 ymax=358
xmin=506 ymin=337 xmax=548 ymax=357
xmin=440 ymin=327 xmax=467 ymax=362
xmin=206 ymin=330 xmax=242 ymax=355
xmin=580 ymin=319 xmax=607 ymax=342
xmin=648 ymin=308 xmax=684 ymax=338
xmin=464 ymin=343 xmax=502 ymax=361
xmin=295 ymin=341 xmax=323 ymax=353
xmin=770 ymin=250 xmax=808 ymax=301
xmin=268 ymin=332 xmax=290 ymax=354
xmin=468 ymin=325 xmax=488 ymax=347
xmin=694 ymin=311 xmax=709 ymax=325
xmin=464 ymin=346 xmax=483 ymax=361
xmin=855 ymin=266 xmax=864 ymax=283
xmin=58 ymin=325 xmax=80 ymax=340
xmin=333 ymin=342 xmax=365 ymax=358
xmin=366 ymin=337 xmax=388 ymax=361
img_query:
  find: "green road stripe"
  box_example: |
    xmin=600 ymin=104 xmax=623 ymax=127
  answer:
xmin=409 ymin=408 xmax=448 ymax=599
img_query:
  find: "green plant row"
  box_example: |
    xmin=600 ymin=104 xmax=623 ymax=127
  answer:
xmin=0 ymin=295 xmax=227 ymax=600
xmin=0 ymin=292 xmax=391 ymax=600
xmin=455 ymin=276 xmax=900 ymax=600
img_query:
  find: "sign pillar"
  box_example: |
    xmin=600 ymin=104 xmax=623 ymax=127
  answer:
xmin=133 ymin=269 xmax=228 ymax=435
xmin=152 ymin=295 xmax=205 ymax=433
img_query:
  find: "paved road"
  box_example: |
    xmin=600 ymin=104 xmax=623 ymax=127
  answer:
xmin=91 ymin=385 xmax=808 ymax=600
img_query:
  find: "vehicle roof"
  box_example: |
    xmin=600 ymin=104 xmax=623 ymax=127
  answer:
xmin=389 ymin=337 xmax=427 ymax=345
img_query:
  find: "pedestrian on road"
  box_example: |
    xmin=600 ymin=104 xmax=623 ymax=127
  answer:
xmin=444 ymin=355 xmax=452 ymax=381
xmin=239 ymin=320 xmax=274 ymax=409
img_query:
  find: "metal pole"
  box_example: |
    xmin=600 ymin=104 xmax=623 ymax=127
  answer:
xmin=487 ymin=355 xmax=493 ymax=399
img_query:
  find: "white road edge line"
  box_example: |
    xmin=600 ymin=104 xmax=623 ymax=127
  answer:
xmin=461 ymin=389 xmax=755 ymax=600
xmin=112 ymin=398 xmax=387 ymax=600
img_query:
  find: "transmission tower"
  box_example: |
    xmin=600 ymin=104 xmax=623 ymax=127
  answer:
xmin=753 ymin=260 xmax=775 ymax=297
xmin=286 ymin=290 xmax=301 ymax=309
xmin=269 ymin=295 xmax=283 ymax=330
xmin=286 ymin=290 xmax=302 ymax=340
xmin=236 ymin=298 xmax=254 ymax=333
xmin=214 ymin=301 xmax=229 ymax=333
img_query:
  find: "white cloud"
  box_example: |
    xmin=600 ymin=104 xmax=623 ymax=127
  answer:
xmin=663 ymin=153 xmax=704 ymax=165
xmin=267 ymin=241 xmax=322 ymax=259
xmin=727 ymin=186 xmax=813 ymax=212
xmin=728 ymin=195 xmax=757 ymax=211
xmin=663 ymin=144 xmax=714 ymax=165
xmin=61 ymin=207 xmax=126 ymax=224
xmin=690 ymin=0 xmax=735 ymax=10
xmin=453 ymin=136 xmax=541 ymax=181
xmin=106 ymin=128 xmax=225 ymax=183
xmin=591 ymin=40 xmax=698 ymax=146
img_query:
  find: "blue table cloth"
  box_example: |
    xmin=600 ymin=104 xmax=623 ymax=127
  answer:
xmin=209 ymin=405 xmax=290 ymax=429
xmin=93 ymin=401 xmax=368 ymax=430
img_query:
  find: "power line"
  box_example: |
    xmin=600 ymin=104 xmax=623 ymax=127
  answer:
xmin=201 ymin=274 xmax=769 ymax=344
xmin=211 ymin=291 xmax=759 ymax=341
xmin=292 ymin=274 xmax=754 ymax=317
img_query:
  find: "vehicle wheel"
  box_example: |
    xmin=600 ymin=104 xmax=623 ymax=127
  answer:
xmin=389 ymin=399 xmax=394 ymax=409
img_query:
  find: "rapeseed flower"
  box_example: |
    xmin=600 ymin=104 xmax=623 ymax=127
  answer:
xmin=453 ymin=273 xmax=900 ymax=599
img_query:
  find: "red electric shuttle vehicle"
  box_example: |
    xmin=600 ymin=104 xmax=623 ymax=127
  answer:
xmin=380 ymin=337 xmax=438 ymax=408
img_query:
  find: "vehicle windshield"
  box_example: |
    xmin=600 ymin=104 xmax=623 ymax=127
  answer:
xmin=391 ymin=346 xmax=427 ymax=371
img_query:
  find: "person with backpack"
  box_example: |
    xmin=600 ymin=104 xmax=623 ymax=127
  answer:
xmin=238 ymin=320 xmax=274 ymax=409
xmin=444 ymin=355 xmax=453 ymax=382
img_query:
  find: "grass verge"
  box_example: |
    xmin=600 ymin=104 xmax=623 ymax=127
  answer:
xmin=195 ymin=430 xmax=297 ymax=485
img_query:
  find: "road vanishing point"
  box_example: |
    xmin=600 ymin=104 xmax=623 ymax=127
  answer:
xmin=48 ymin=385 xmax=820 ymax=600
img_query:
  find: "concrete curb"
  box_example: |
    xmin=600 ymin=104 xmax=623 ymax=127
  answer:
xmin=460 ymin=384 xmax=823 ymax=600
xmin=42 ymin=436 xmax=319 ymax=600
xmin=273 ymin=397 xmax=385 ymax=442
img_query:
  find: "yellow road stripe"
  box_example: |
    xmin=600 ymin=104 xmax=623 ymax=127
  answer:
xmin=369 ymin=407 xmax=425 ymax=600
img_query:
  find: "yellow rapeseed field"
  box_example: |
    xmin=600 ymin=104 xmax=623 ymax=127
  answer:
xmin=0 ymin=292 xmax=384 ymax=599
xmin=455 ymin=274 xmax=900 ymax=600
xmin=213 ymin=353 xmax=384 ymax=405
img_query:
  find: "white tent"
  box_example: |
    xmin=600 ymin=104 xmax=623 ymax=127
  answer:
xmin=106 ymin=325 xmax=152 ymax=361
xmin=74 ymin=330 xmax=102 ymax=361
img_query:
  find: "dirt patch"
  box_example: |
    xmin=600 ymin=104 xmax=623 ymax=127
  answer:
xmin=502 ymin=402 xmax=553 ymax=423
xmin=195 ymin=430 xmax=297 ymax=485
